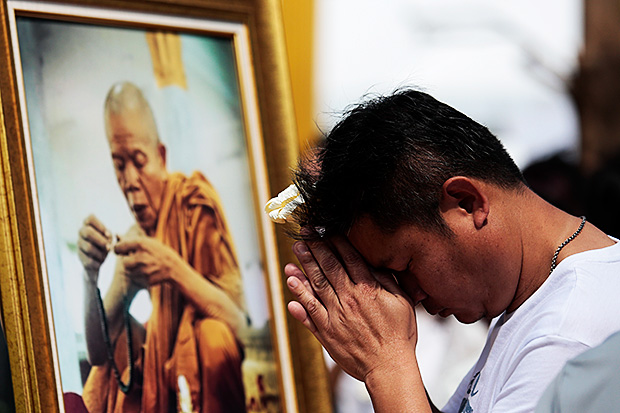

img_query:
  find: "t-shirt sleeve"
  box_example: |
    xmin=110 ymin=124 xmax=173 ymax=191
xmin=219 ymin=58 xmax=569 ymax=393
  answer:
xmin=490 ymin=335 xmax=589 ymax=413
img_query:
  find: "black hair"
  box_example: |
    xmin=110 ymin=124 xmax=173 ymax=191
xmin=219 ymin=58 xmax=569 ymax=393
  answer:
xmin=292 ymin=89 xmax=525 ymax=238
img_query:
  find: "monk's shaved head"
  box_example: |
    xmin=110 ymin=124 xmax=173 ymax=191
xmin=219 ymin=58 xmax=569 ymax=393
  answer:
xmin=104 ymin=82 xmax=160 ymax=146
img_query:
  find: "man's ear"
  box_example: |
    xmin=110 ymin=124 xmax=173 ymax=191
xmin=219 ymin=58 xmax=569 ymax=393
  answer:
xmin=440 ymin=176 xmax=489 ymax=230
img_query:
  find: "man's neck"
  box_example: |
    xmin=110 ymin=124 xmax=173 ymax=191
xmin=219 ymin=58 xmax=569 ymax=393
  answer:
xmin=507 ymin=192 xmax=614 ymax=313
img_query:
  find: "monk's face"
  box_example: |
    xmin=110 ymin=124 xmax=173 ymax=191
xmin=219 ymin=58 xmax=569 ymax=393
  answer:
xmin=106 ymin=108 xmax=167 ymax=234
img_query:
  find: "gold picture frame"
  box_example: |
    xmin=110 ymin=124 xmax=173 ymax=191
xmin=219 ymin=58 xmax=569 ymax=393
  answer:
xmin=0 ymin=0 xmax=330 ymax=412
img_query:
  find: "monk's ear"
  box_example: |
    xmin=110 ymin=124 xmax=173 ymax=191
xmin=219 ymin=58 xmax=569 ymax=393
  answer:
xmin=158 ymin=143 xmax=167 ymax=166
xmin=440 ymin=176 xmax=489 ymax=230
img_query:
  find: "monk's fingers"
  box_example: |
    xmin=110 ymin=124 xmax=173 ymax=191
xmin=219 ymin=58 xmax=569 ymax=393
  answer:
xmin=114 ymin=237 xmax=146 ymax=256
xmin=118 ymin=254 xmax=143 ymax=273
xmin=292 ymin=242 xmax=342 ymax=308
xmin=329 ymin=235 xmax=377 ymax=285
xmin=79 ymin=224 xmax=110 ymax=253
xmin=78 ymin=244 xmax=107 ymax=271
xmin=83 ymin=215 xmax=111 ymax=239
xmin=286 ymin=275 xmax=328 ymax=333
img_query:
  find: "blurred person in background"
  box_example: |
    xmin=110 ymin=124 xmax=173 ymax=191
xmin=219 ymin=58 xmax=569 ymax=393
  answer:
xmin=535 ymin=329 xmax=620 ymax=412
xmin=584 ymin=153 xmax=620 ymax=239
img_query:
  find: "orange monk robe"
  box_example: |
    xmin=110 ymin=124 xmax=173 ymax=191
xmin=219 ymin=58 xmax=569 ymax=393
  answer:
xmin=83 ymin=171 xmax=248 ymax=413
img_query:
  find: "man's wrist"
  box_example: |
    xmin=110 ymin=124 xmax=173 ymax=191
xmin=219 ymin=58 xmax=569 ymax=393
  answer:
xmin=364 ymin=348 xmax=432 ymax=413
xmin=364 ymin=345 xmax=419 ymax=387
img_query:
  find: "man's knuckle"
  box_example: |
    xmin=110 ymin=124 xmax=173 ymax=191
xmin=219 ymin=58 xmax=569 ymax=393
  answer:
xmin=358 ymin=281 xmax=378 ymax=297
xmin=341 ymin=249 xmax=360 ymax=264
xmin=341 ymin=294 xmax=360 ymax=311
xmin=321 ymin=255 xmax=341 ymax=273
xmin=297 ymin=249 xmax=314 ymax=265
xmin=312 ymin=273 xmax=332 ymax=291
xmin=306 ymin=299 xmax=320 ymax=316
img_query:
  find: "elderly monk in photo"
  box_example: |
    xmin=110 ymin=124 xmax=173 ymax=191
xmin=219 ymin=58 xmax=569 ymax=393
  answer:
xmin=79 ymin=82 xmax=248 ymax=413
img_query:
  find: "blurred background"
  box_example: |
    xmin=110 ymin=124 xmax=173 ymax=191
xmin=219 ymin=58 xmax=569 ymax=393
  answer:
xmin=279 ymin=0 xmax=620 ymax=411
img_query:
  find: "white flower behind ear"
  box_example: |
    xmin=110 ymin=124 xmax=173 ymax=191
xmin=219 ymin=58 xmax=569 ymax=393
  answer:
xmin=265 ymin=184 xmax=304 ymax=224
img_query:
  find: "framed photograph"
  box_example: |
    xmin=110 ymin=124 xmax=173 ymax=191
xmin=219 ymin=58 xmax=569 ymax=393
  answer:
xmin=0 ymin=1 xmax=330 ymax=412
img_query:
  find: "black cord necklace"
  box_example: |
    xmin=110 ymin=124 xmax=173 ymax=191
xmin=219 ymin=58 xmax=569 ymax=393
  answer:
xmin=94 ymin=288 xmax=134 ymax=394
xmin=549 ymin=216 xmax=587 ymax=275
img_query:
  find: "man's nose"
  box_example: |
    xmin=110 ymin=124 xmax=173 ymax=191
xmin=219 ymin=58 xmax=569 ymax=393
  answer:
xmin=395 ymin=271 xmax=428 ymax=305
xmin=411 ymin=288 xmax=428 ymax=306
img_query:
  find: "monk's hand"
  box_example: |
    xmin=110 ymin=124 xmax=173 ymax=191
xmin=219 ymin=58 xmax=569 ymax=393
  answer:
xmin=78 ymin=214 xmax=113 ymax=283
xmin=114 ymin=236 xmax=191 ymax=288
xmin=285 ymin=235 xmax=417 ymax=383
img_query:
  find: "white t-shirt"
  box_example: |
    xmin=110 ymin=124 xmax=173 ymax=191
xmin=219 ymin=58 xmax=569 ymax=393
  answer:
xmin=443 ymin=240 xmax=620 ymax=413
